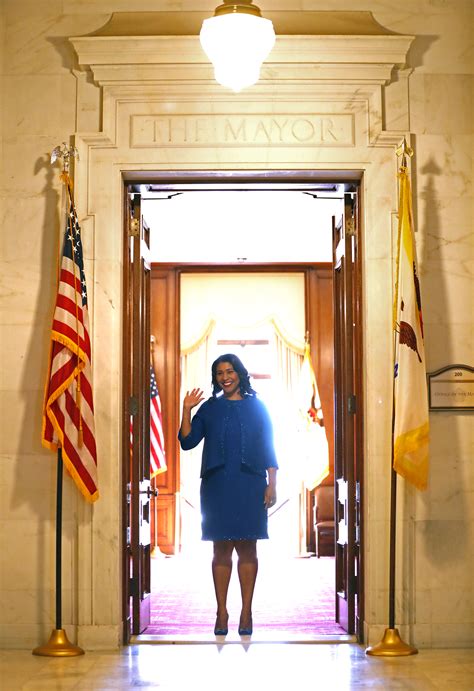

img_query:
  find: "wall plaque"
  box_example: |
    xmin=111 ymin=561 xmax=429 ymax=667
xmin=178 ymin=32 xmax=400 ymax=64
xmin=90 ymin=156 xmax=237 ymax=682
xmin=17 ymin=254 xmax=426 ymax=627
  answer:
xmin=427 ymin=364 xmax=474 ymax=411
xmin=131 ymin=113 xmax=355 ymax=147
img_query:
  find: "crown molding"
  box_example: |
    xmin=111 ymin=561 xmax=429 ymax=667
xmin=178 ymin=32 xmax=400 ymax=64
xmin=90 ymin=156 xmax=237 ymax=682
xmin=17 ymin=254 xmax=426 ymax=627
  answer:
xmin=70 ymin=34 xmax=414 ymax=87
xmin=83 ymin=11 xmax=402 ymax=37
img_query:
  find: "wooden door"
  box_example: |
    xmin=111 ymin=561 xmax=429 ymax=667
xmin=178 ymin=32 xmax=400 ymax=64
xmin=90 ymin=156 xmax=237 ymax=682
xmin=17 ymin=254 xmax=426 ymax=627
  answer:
xmin=333 ymin=191 xmax=363 ymax=637
xmin=305 ymin=266 xmax=335 ymax=552
xmin=150 ymin=268 xmax=179 ymax=555
xmin=124 ymin=191 xmax=153 ymax=636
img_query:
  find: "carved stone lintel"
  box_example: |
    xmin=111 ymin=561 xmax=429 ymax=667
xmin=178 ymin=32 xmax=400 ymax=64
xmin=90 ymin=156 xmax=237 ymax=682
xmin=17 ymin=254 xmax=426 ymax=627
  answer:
xmin=71 ymin=34 xmax=414 ymax=84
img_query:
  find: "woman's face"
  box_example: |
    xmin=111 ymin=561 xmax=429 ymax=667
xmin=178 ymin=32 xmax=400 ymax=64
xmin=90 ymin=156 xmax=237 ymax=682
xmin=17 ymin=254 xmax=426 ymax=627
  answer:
xmin=215 ymin=361 xmax=241 ymax=399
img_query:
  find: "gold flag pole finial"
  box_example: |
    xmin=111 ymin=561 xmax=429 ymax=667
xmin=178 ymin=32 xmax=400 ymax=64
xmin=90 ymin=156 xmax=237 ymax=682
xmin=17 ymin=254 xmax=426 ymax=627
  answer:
xmin=395 ymin=136 xmax=414 ymax=169
xmin=51 ymin=142 xmax=80 ymax=176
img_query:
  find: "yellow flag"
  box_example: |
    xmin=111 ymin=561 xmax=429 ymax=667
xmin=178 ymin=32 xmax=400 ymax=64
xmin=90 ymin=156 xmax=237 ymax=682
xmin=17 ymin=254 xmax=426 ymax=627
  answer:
xmin=298 ymin=342 xmax=329 ymax=490
xmin=393 ymin=166 xmax=430 ymax=490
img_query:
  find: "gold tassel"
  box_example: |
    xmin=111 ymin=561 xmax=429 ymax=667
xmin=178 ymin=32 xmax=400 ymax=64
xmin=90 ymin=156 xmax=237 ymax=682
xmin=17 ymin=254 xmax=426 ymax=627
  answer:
xmin=60 ymin=171 xmax=71 ymax=190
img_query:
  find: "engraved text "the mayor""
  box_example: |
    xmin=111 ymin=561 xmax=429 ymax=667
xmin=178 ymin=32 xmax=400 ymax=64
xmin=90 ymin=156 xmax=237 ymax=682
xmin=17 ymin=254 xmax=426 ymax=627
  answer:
xmin=131 ymin=115 xmax=354 ymax=147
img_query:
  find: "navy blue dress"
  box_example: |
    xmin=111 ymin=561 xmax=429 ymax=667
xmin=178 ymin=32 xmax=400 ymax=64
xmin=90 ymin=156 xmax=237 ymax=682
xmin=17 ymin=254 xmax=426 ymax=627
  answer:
xmin=179 ymin=395 xmax=278 ymax=542
xmin=201 ymin=398 xmax=269 ymax=541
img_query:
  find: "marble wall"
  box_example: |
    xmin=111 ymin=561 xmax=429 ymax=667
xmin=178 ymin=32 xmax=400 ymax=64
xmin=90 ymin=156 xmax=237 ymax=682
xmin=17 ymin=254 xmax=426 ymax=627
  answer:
xmin=1 ymin=0 xmax=472 ymax=650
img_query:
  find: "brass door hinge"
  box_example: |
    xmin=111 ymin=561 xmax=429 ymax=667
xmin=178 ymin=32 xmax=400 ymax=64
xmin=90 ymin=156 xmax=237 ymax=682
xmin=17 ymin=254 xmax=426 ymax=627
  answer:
xmin=129 ymin=218 xmax=140 ymax=237
xmin=346 ymin=217 xmax=355 ymax=236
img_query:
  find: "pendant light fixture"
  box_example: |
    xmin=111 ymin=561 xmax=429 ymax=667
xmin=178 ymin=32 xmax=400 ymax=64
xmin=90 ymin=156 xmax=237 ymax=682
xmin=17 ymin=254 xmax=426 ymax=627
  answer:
xmin=200 ymin=1 xmax=276 ymax=92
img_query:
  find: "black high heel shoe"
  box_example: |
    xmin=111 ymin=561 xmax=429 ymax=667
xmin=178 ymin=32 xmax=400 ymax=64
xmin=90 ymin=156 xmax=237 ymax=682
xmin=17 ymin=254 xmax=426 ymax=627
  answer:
xmin=238 ymin=617 xmax=253 ymax=636
xmin=214 ymin=615 xmax=229 ymax=636
xmin=214 ymin=625 xmax=228 ymax=636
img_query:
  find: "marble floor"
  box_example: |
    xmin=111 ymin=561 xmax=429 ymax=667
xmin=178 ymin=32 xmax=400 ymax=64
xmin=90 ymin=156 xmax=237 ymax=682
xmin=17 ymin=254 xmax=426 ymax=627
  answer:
xmin=1 ymin=643 xmax=473 ymax=690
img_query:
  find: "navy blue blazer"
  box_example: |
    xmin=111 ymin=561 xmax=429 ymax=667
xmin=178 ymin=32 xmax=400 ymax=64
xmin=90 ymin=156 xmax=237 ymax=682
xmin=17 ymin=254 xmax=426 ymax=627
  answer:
xmin=178 ymin=395 xmax=278 ymax=479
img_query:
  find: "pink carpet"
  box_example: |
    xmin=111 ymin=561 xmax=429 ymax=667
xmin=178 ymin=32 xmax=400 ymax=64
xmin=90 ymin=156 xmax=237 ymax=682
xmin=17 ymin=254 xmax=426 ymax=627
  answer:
xmin=147 ymin=547 xmax=346 ymax=636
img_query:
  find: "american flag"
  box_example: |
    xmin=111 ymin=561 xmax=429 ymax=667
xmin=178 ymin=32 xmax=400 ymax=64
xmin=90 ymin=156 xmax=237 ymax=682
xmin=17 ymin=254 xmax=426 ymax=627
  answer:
xmin=42 ymin=175 xmax=98 ymax=501
xmin=150 ymin=365 xmax=167 ymax=477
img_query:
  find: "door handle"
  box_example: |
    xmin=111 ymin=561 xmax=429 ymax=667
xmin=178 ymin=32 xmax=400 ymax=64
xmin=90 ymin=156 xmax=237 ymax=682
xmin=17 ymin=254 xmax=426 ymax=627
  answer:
xmin=139 ymin=487 xmax=159 ymax=498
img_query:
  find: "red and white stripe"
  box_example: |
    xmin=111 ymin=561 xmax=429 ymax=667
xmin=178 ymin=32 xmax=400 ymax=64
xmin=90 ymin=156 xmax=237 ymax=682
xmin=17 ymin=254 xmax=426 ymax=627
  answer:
xmin=150 ymin=385 xmax=166 ymax=477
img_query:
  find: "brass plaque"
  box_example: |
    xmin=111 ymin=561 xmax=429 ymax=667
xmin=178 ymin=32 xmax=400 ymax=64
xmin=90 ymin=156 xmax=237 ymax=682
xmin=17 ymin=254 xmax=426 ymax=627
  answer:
xmin=428 ymin=365 xmax=474 ymax=411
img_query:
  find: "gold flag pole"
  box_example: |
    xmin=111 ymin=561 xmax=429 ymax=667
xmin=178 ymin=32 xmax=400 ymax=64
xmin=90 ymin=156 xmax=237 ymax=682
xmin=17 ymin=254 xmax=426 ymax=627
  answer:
xmin=33 ymin=144 xmax=84 ymax=658
xmin=366 ymin=138 xmax=417 ymax=657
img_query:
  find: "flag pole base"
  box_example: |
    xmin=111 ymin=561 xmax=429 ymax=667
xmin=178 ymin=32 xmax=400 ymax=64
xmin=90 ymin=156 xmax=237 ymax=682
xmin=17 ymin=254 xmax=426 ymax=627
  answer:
xmin=366 ymin=628 xmax=418 ymax=657
xmin=32 ymin=629 xmax=85 ymax=657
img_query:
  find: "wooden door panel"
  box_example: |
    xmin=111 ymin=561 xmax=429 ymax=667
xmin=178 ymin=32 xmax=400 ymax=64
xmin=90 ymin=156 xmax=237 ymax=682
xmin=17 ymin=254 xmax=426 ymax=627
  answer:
xmin=306 ymin=266 xmax=334 ymax=552
xmin=156 ymin=495 xmax=176 ymax=555
xmin=334 ymin=211 xmax=351 ymax=632
xmin=333 ymin=192 xmax=362 ymax=636
xmin=150 ymin=269 xmax=179 ymax=552
xmin=127 ymin=193 xmax=152 ymax=635
xmin=122 ymin=188 xmax=151 ymax=641
xmin=307 ymin=267 xmax=335 ymax=485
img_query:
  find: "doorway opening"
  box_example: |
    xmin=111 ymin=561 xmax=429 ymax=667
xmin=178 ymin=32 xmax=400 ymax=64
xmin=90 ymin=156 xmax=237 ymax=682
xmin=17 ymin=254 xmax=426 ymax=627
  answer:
xmin=123 ymin=174 xmax=363 ymax=642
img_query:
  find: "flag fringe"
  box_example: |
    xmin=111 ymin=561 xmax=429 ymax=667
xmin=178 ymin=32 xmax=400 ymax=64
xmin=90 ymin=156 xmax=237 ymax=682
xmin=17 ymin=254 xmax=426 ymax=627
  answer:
xmin=394 ymin=421 xmax=429 ymax=455
xmin=42 ymin=410 xmax=99 ymax=502
xmin=41 ymin=435 xmax=59 ymax=453
xmin=43 ymin=339 xmax=86 ymax=419
xmin=51 ymin=330 xmax=88 ymax=365
xmin=393 ymin=459 xmax=429 ymax=492
xmin=394 ymin=421 xmax=429 ymax=491
xmin=62 ymin=456 xmax=98 ymax=503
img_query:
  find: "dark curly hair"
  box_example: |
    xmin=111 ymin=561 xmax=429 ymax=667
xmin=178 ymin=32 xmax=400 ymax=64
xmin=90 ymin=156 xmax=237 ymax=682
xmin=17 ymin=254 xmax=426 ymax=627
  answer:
xmin=211 ymin=353 xmax=257 ymax=398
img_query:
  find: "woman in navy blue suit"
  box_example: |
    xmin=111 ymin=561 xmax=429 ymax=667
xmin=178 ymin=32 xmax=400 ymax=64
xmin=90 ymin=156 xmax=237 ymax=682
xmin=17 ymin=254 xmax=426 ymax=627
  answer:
xmin=179 ymin=353 xmax=278 ymax=636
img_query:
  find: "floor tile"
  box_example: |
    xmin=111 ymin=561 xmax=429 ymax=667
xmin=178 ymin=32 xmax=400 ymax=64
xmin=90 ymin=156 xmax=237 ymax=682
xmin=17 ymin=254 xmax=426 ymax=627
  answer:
xmin=0 ymin=645 xmax=473 ymax=690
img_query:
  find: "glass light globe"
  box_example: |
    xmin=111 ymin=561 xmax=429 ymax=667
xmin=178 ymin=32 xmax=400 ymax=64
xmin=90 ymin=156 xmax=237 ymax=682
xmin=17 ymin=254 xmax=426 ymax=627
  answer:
xmin=200 ymin=13 xmax=275 ymax=92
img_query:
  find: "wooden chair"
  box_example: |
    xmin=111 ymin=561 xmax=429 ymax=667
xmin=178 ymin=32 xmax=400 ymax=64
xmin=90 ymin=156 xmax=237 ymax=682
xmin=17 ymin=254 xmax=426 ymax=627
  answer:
xmin=313 ymin=485 xmax=335 ymax=557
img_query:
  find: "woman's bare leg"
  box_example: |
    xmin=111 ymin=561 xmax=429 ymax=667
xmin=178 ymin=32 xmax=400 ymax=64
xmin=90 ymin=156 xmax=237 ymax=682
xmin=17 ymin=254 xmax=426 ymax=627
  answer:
xmin=235 ymin=539 xmax=258 ymax=631
xmin=212 ymin=540 xmax=234 ymax=630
